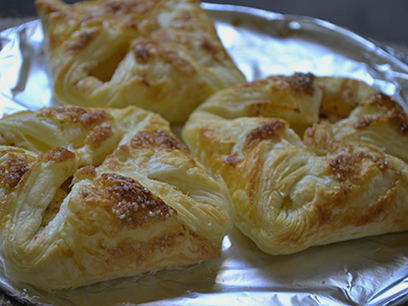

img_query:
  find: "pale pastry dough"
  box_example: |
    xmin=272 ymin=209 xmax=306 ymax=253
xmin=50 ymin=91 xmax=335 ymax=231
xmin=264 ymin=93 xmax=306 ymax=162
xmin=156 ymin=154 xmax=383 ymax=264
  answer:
xmin=0 ymin=106 xmax=231 ymax=290
xmin=35 ymin=0 xmax=245 ymax=123
xmin=182 ymin=73 xmax=408 ymax=255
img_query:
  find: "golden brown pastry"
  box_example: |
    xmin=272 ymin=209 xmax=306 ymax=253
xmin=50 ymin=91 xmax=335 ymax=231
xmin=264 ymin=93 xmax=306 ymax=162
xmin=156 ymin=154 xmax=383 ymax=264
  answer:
xmin=182 ymin=73 xmax=408 ymax=255
xmin=35 ymin=0 xmax=245 ymax=123
xmin=0 ymin=106 xmax=231 ymax=290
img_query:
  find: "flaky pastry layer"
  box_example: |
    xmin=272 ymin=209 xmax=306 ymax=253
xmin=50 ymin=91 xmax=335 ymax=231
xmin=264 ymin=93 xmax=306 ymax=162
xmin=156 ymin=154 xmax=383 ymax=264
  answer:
xmin=0 ymin=106 xmax=231 ymax=290
xmin=35 ymin=0 xmax=245 ymax=123
xmin=182 ymin=73 xmax=408 ymax=254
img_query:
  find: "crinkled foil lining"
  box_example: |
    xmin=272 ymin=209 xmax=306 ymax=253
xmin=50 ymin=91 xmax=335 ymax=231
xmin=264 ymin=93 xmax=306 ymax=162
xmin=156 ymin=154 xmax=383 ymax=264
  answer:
xmin=0 ymin=3 xmax=407 ymax=305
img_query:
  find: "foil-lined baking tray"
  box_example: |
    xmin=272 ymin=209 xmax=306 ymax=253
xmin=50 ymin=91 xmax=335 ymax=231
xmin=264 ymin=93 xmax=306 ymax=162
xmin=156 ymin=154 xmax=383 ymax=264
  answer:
xmin=0 ymin=3 xmax=407 ymax=305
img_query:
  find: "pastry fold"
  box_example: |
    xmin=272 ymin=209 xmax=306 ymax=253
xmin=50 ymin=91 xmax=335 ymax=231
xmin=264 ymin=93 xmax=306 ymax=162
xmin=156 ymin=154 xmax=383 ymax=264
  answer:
xmin=182 ymin=73 xmax=408 ymax=255
xmin=0 ymin=106 xmax=231 ymax=290
xmin=35 ymin=0 xmax=245 ymax=123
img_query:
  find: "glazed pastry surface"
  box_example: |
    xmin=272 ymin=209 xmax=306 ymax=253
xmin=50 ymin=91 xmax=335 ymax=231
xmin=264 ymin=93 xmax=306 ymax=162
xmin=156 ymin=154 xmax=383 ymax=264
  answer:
xmin=0 ymin=106 xmax=231 ymax=290
xmin=35 ymin=0 xmax=245 ymax=123
xmin=183 ymin=73 xmax=408 ymax=254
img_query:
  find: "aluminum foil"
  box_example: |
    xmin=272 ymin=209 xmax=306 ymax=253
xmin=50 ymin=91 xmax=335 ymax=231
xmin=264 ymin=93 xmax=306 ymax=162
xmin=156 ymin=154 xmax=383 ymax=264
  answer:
xmin=0 ymin=3 xmax=407 ymax=305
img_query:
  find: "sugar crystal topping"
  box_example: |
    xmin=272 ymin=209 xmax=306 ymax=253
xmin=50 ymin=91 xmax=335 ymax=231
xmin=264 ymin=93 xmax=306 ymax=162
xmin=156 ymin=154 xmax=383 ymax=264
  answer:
xmin=100 ymin=173 xmax=176 ymax=226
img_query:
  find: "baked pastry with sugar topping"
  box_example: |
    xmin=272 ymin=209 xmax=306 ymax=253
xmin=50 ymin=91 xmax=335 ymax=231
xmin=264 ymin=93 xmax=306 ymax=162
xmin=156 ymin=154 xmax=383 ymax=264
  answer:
xmin=0 ymin=106 xmax=231 ymax=290
xmin=182 ymin=73 xmax=408 ymax=255
xmin=35 ymin=0 xmax=245 ymax=123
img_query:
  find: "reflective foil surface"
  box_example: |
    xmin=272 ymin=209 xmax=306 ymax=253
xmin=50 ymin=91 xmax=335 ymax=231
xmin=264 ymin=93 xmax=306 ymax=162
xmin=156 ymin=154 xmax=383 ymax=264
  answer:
xmin=0 ymin=3 xmax=407 ymax=305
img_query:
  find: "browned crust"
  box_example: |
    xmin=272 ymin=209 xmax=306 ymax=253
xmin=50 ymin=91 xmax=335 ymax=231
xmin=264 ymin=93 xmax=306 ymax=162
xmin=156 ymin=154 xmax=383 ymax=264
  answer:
xmin=352 ymin=93 xmax=408 ymax=135
xmin=42 ymin=147 xmax=76 ymax=163
xmin=249 ymin=101 xmax=301 ymax=117
xmin=314 ymin=204 xmax=333 ymax=226
xmin=238 ymin=73 xmax=315 ymax=97
xmin=96 ymin=173 xmax=176 ymax=227
xmin=388 ymin=107 xmax=408 ymax=135
xmin=0 ymin=157 xmax=31 ymax=189
xmin=328 ymin=152 xmax=388 ymax=182
xmin=132 ymin=39 xmax=155 ymax=63
xmin=36 ymin=0 xmax=62 ymax=14
xmin=354 ymin=116 xmax=377 ymax=129
xmin=354 ymin=109 xmax=408 ymax=136
xmin=329 ymin=154 xmax=361 ymax=182
xmin=66 ymin=29 xmax=100 ymax=53
xmin=288 ymin=73 xmax=315 ymax=95
xmin=86 ymin=125 xmax=113 ymax=148
xmin=160 ymin=50 xmax=196 ymax=75
xmin=131 ymin=129 xmax=188 ymax=151
xmin=245 ymin=120 xmax=285 ymax=148
xmin=367 ymin=92 xmax=398 ymax=109
xmin=105 ymin=1 xmax=135 ymax=15
xmin=131 ymin=38 xmax=196 ymax=75
xmin=40 ymin=107 xmax=111 ymax=128
xmin=185 ymin=73 xmax=408 ymax=254
xmin=75 ymin=166 xmax=96 ymax=180
xmin=200 ymin=37 xmax=219 ymax=55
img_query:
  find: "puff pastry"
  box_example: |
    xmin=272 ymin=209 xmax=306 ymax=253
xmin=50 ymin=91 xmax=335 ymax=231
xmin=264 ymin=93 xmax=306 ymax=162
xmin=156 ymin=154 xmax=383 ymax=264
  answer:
xmin=182 ymin=73 xmax=408 ymax=255
xmin=35 ymin=0 xmax=245 ymax=123
xmin=0 ymin=106 xmax=231 ymax=290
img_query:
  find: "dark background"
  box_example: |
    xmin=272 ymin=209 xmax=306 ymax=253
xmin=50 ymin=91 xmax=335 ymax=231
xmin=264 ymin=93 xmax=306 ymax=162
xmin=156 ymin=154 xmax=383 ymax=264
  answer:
xmin=1 ymin=0 xmax=408 ymax=46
